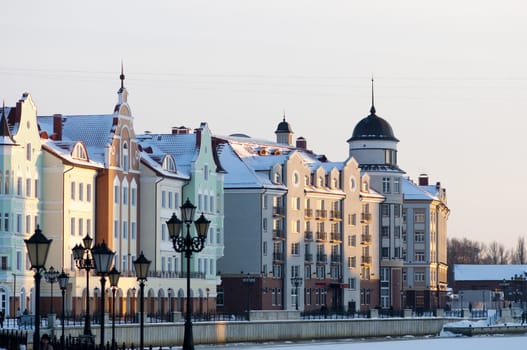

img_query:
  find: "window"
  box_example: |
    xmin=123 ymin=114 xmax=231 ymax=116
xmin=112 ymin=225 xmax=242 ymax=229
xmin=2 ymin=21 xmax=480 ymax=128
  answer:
xmin=161 ymin=191 xmax=167 ymax=208
xmin=216 ymin=288 xmax=224 ymax=306
xmin=123 ymin=221 xmax=128 ymax=239
xmin=263 ymin=241 xmax=267 ymax=256
xmin=216 ymin=228 xmax=221 ymax=244
xmin=415 ymin=251 xmax=425 ymax=262
xmin=34 ymin=179 xmax=38 ymax=198
xmin=3 ymin=214 xmax=8 ymax=232
xmin=79 ymin=218 xmax=84 ymax=236
xmin=123 ymin=186 xmax=128 ymax=205
xmin=17 ymin=251 xmax=22 ymax=271
xmin=414 ymin=232 xmax=425 ymax=242
xmin=25 ymin=215 xmax=31 ymax=234
xmin=348 ymin=278 xmax=356 ymax=290
xmin=114 ymin=186 xmax=120 ymax=204
xmin=414 ymin=211 xmax=425 ymax=223
xmin=262 ymin=218 xmax=268 ymax=231
xmin=87 ymin=219 xmax=92 ymax=235
xmin=26 ymin=143 xmax=32 ymax=161
xmin=381 ymin=226 xmax=389 ymax=237
xmin=70 ymin=218 xmax=75 ymax=236
xmin=382 ymin=177 xmax=390 ymax=193
xmin=17 ymin=177 xmax=22 ymax=196
xmin=26 ymin=179 xmax=31 ymax=197
xmin=348 ymin=213 xmax=356 ymax=226
xmin=348 ymin=256 xmax=356 ymax=268
xmin=415 ymin=272 xmax=425 ymax=282
xmin=71 ymin=182 xmax=76 ymax=200
xmin=394 ymin=177 xmax=400 ymax=193
xmin=114 ymin=220 xmax=119 ymax=239
xmin=291 ymin=243 xmax=300 ymax=255
xmin=87 ymin=184 xmax=92 ymax=202
xmin=168 ymin=192 xmax=173 ymax=209
xmin=131 ymin=222 xmax=136 ymax=240
xmin=210 ymin=195 xmax=214 ymax=212
xmin=131 ymin=188 xmax=137 ymax=206
xmin=291 ymin=265 xmax=300 ymax=277
xmin=204 ymin=165 xmax=209 ymax=180
xmin=381 ymin=247 xmax=389 ymax=258
xmin=381 ymin=204 xmax=390 ymax=217
xmin=272 ymin=264 xmax=282 ymax=278
xmin=349 ymin=234 xmax=356 ymax=247
xmin=161 ymin=224 xmax=166 ymax=241
xmin=78 ymin=183 xmax=84 ymax=201
xmin=122 ymin=142 xmax=129 ymax=172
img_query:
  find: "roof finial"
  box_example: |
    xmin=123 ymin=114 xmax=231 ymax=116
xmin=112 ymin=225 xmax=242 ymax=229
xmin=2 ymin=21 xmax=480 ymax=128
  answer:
xmin=283 ymin=109 xmax=286 ymax=122
xmin=370 ymin=76 xmax=376 ymax=115
xmin=120 ymin=60 xmax=125 ymax=89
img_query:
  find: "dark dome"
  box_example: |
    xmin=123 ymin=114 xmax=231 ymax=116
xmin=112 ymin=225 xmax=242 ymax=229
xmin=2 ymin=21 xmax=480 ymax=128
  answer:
xmin=275 ymin=117 xmax=293 ymax=134
xmin=348 ymin=107 xmax=398 ymax=142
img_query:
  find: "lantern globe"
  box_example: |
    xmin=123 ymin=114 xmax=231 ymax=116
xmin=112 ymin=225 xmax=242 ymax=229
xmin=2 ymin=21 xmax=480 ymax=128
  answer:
xmin=133 ymin=252 xmax=151 ymax=280
xmin=109 ymin=266 xmax=121 ymax=288
xmin=166 ymin=213 xmax=183 ymax=239
xmin=92 ymin=241 xmax=114 ymax=275
xmin=181 ymin=198 xmax=196 ymax=223
xmin=194 ymin=213 xmax=211 ymax=239
xmin=24 ymin=225 xmax=52 ymax=269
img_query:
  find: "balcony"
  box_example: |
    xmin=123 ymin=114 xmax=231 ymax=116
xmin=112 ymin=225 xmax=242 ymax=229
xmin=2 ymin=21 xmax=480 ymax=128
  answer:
xmin=305 ymin=253 xmax=313 ymax=262
xmin=316 ymin=254 xmax=327 ymax=263
xmin=273 ymin=206 xmax=285 ymax=217
xmin=330 ymin=232 xmax=342 ymax=242
xmin=316 ymin=231 xmax=328 ymax=242
xmin=361 ymin=256 xmax=372 ymax=265
xmin=304 ymin=230 xmax=314 ymax=241
xmin=361 ymin=234 xmax=372 ymax=244
xmin=273 ymin=252 xmax=284 ymax=261
xmin=315 ymin=209 xmax=328 ymax=220
xmin=273 ymin=229 xmax=285 ymax=240
xmin=304 ymin=208 xmax=313 ymax=218
xmin=361 ymin=212 xmax=372 ymax=223
xmin=330 ymin=254 xmax=341 ymax=263
xmin=329 ymin=210 xmax=342 ymax=221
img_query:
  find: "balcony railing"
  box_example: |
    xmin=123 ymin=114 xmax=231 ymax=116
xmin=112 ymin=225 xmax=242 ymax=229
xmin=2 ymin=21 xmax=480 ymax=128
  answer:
xmin=316 ymin=231 xmax=328 ymax=241
xmin=273 ymin=252 xmax=284 ymax=261
xmin=305 ymin=253 xmax=313 ymax=262
xmin=315 ymin=209 xmax=328 ymax=220
xmin=273 ymin=206 xmax=285 ymax=217
xmin=330 ymin=232 xmax=342 ymax=242
xmin=331 ymin=254 xmax=341 ymax=263
xmin=330 ymin=210 xmax=342 ymax=221
xmin=361 ymin=234 xmax=372 ymax=244
xmin=273 ymin=229 xmax=285 ymax=240
xmin=361 ymin=212 xmax=372 ymax=223
xmin=304 ymin=208 xmax=313 ymax=218
xmin=316 ymin=254 xmax=327 ymax=263
xmin=147 ymin=270 xmax=205 ymax=279
xmin=305 ymin=230 xmax=314 ymax=241
xmin=361 ymin=256 xmax=372 ymax=265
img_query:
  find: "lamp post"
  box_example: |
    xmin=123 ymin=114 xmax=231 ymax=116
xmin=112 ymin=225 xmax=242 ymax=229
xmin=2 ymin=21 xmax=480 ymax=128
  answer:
xmin=58 ymin=270 xmax=69 ymax=345
xmin=134 ymin=252 xmax=151 ymax=350
xmin=108 ymin=267 xmax=120 ymax=350
xmin=24 ymin=225 xmax=52 ymax=348
xmin=290 ymin=276 xmax=303 ymax=311
xmin=92 ymin=241 xmax=115 ymax=348
xmin=72 ymin=234 xmax=95 ymax=338
xmin=44 ymin=266 xmax=60 ymax=315
xmin=242 ymin=273 xmax=256 ymax=319
xmin=166 ymin=198 xmax=211 ymax=350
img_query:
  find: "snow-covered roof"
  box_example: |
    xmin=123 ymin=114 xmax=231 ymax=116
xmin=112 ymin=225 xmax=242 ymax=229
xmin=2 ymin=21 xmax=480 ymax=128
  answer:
xmin=454 ymin=264 xmax=527 ymax=281
xmin=42 ymin=140 xmax=104 ymax=168
xmin=402 ymin=177 xmax=439 ymax=201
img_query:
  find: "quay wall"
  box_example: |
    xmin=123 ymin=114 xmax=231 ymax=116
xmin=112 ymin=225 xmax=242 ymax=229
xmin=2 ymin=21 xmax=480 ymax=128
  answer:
xmin=35 ymin=317 xmax=457 ymax=347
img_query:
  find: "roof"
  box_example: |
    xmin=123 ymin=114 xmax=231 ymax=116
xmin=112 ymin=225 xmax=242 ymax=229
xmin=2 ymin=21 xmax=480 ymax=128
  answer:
xmin=348 ymin=107 xmax=398 ymax=142
xmin=454 ymin=264 xmax=527 ymax=281
xmin=275 ymin=117 xmax=293 ymax=134
xmin=402 ymin=177 xmax=439 ymax=201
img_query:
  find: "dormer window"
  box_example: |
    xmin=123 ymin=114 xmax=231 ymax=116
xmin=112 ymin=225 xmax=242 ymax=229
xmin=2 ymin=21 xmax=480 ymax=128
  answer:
xmin=72 ymin=143 xmax=88 ymax=161
xmin=318 ymin=176 xmax=324 ymax=187
xmin=162 ymin=155 xmax=177 ymax=173
xmin=362 ymin=181 xmax=369 ymax=192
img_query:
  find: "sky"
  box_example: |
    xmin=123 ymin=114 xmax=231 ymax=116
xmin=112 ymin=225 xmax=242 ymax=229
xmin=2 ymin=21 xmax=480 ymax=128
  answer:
xmin=1 ymin=0 xmax=527 ymax=249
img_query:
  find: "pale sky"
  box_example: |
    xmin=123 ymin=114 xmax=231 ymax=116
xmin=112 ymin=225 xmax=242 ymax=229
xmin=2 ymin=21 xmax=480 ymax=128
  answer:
xmin=2 ymin=0 xmax=526 ymax=249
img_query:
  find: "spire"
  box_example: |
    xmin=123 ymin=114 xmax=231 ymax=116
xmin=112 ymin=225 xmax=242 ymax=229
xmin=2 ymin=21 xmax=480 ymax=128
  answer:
xmin=370 ymin=77 xmax=376 ymax=115
xmin=120 ymin=60 xmax=125 ymax=90
xmin=0 ymin=101 xmax=15 ymax=143
xmin=283 ymin=109 xmax=286 ymax=122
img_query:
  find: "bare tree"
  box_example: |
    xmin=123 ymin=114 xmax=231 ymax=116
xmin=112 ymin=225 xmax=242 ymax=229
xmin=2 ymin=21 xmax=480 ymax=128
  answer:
xmin=509 ymin=236 xmax=526 ymax=264
xmin=482 ymin=241 xmax=509 ymax=264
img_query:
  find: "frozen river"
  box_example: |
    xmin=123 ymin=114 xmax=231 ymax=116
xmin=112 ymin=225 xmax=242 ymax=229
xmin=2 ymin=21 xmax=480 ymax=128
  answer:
xmin=197 ymin=334 xmax=527 ymax=349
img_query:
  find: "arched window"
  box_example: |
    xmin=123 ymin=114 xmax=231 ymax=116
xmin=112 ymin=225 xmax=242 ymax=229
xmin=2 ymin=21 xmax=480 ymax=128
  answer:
xmin=162 ymin=156 xmax=176 ymax=172
xmin=122 ymin=142 xmax=129 ymax=172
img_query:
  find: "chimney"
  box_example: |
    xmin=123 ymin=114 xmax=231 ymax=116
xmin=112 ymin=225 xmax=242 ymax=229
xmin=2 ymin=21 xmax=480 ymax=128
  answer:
xmin=436 ymin=181 xmax=441 ymax=190
xmin=296 ymin=136 xmax=307 ymax=149
xmin=53 ymin=114 xmax=63 ymax=141
xmin=172 ymin=126 xmax=190 ymax=134
xmin=418 ymin=174 xmax=429 ymax=186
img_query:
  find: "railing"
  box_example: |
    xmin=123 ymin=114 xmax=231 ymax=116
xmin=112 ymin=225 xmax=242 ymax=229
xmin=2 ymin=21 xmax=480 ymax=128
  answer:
xmin=273 ymin=229 xmax=285 ymax=239
xmin=361 ymin=256 xmax=372 ymax=265
xmin=329 ymin=210 xmax=342 ymax=220
xmin=147 ymin=270 xmax=205 ymax=279
xmin=361 ymin=212 xmax=372 ymax=223
xmin=315 ymin=209 xmax=327 ymax=220
xmin=361 ymin=234 xmax=372 ymax=244
xmin=273 ymin=252 xmax=284 ymax=261
xmin=330 ymin=254 xmax=341 ymax=263
xmin=273 ymin=206 xmax=285 ymax=216
xmin=305 ymin=253 xmax=313 ymax=262
xmin=330 ymin=232 xmax=342 ymax=241
xmin=316 ymin=231 xmax=327 ymax=241
xmin=304 ymin=208 xmax=313 ymax=218
xmin=304 ymin=231 xmax=313 ymax=241
xmin=316 ymin=254 xmax=327 ymax=263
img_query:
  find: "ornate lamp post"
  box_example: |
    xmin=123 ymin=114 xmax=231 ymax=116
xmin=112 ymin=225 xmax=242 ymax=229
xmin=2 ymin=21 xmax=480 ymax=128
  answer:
xmin=44 ymin=266 xmax=60 ymax=315
xmin=290 ymin=276 xmax=303 ymax=311
xmin=134 ymin=252 xmax=151 ymax=350
xmin=242 ymin=273 xmax=256 ymax=319
xmin=72 ymin=234 xmax=95 ymax=338
xmin=24 ymin=225 xmax=52 ymax=348
xmin=108 ymin=267 xmax=120 ymax=350
xmin=58 ymin=270 xmax=69 ymax=344
xmin=166 ymin=198 xmax=211 ymax=350
xmin=92 ymin=242 xmax=115 ymax=348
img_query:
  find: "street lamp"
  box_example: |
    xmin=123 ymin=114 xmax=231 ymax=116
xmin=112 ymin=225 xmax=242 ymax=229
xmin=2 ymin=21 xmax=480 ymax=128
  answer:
xmin=242 ymin=273 xmax=256 ymax=319
xmin=108 ymin=267 xmax=120 ymax=350
xmin=24 ymin=225 xmax=52 ymax=348
xmin=92 ymin=241 xmax=115 ymax=348
xmin=44 ymin=266 xmax=60 ymax=315
xmin=134 ymin=252 xmax=151 ymax=350
xmin=166 ymin=198 xmax=211 ymax=350
xmin=58 ymin=270 xmax=69 ymax=344
xmin=72 ymin=234 xmax=95 ymax=339
xmin=290 ymin=276 xmax=303 ymax=311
